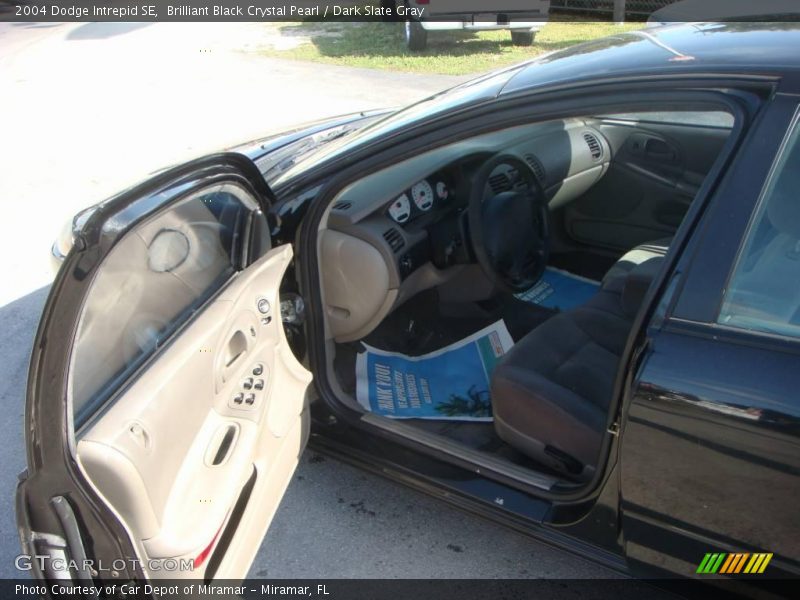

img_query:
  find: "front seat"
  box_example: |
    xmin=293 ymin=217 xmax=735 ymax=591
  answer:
xmin=601 ymin=236 xmax=671 ymax=293
xmin=491 ymin=242 xmax=667 ymax=480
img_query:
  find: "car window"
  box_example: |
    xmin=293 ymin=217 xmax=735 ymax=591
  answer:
xmin=718 ymin=118 xmax=800 ymax=338
xmin=602 ymin=111 xmax=734 ymax=128
xmin=271 ymin=66 xmax=523 ymax=187
xmin=70 ymin=184 xmax=256 ymax=425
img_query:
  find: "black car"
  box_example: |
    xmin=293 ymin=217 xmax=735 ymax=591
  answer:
xmin=17 ymin=22 xmax=800 ymax=595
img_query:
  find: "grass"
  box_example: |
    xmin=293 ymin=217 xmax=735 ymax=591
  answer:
xmin=259 ymin=20 xmax=645 ymax=75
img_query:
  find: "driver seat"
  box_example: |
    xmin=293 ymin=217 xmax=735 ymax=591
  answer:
xmin=491 ymin=244 xmax=667 ymax=480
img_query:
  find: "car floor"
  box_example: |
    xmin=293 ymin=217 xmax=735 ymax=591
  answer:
xmin=548 ymin=248 xmax=620 ymax=282
xmin=331 ymin=241 xmax=626 ymax=476
xmin=333 ymin=287 xmax=560 ymax=474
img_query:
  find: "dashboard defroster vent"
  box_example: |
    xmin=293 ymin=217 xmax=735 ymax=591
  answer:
xmin=332 ymin=201 xmax=352 ymax=211
xmin=583 ymin=132 xmax=603 ymax=160
xmin=383 ymin=228 xmax=405 ymax=253
xmin=524 ymin=154 xmax=546 ymax=186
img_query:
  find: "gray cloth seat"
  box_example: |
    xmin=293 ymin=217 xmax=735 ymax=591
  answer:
xmin=491 ymin=241 xmax=669 ymax=480
xmin=602 ymin=237 xmax=671 ymax=293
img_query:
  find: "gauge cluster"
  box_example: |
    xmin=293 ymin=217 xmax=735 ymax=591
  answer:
xmin=386 ymin=176 xmax=451 ymax=225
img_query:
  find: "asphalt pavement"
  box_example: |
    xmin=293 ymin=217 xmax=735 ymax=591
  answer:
xmin=0 ymin=22 xmax=616 ymax=580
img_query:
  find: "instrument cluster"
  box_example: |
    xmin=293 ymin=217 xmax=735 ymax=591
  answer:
xmin=386 ymin=176 xmax=452 ymax=225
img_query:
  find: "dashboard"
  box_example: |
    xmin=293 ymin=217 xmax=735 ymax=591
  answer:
xmin=320 ymin=118 xmax=612 ymax=342
xmin=385 ymin=173 xmax=455 ymax=226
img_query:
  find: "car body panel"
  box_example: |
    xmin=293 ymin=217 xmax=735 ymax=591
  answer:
xmin=622 ymin=326 xmax=800 ymax=578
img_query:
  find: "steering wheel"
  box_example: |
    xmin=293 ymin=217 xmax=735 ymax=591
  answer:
xmin=468 ymin=154 xmax=550 ymax=293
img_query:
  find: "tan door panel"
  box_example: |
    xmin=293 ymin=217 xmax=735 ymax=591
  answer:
xmin=77 ymin=243 xmax=312 ymax=580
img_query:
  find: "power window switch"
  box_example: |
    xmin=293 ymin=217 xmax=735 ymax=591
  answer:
xmin=252 ymin=364 xmax=263 ymax=376
xmin=245 ymin=393 xmax=256 ymax=406
xmin=254 ymin=379 xmax=265 ymax=390
xmin=242 ymin=377 xmax=254 ymax=390
xmin=233 ymin=393 xmax=244 ymax=405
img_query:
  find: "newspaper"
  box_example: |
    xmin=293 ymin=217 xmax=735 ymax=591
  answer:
xmin=355 ymin=320 xmax=513 ymax=421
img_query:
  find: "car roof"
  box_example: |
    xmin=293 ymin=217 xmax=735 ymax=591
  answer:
xmin=273 ymin=23 xmax=800 ymax=188
xmin=502 ymin=22 xmax=800 ymax=95
xmin=649 ymin=0 xmax=800 ymax=23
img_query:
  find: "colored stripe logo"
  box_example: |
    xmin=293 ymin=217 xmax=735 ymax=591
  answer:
xmin=697 ymin=552 xmax=773 ymax=574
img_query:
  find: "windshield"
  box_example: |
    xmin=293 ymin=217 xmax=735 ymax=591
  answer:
xmin=271 ymin=65 xmax=526 ymax=188
xmin=256 ymin=122 xmax=363 ymax=184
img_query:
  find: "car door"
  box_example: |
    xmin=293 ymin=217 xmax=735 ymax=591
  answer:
xmin=16 ymin=153 xmax=312 ymax=584
xmin=619 ymin=95 xmax=800 ymax=584
xmin=563 ymin=111 xmax=733 ymax=252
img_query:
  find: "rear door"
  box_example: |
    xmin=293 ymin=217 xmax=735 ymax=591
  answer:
xmin=17 ymin=153 xmax=312 ymax=584
xmin=619 ymin=95 xmax=800 ymax=583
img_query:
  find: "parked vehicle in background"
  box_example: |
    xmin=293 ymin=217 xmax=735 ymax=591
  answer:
xmin=382 ymin=0 xmax=550 ymax=50
xmin=552 ymin=0 xmax=671 ymax=20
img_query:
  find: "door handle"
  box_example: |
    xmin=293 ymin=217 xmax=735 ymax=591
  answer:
xmin=221 ymin=330 xmax=249 ymax=383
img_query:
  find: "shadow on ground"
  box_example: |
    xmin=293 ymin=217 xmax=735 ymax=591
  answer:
xmin=0 ymin=286 xmax=49 ymax=578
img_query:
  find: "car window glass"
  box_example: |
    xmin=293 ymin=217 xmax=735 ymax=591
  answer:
xmin=718 ymin=119 xmax=800 ymax=337
xmin=271 ymin=66 xmax=523 ymax=187
xmin=70 ymin=184 xmax=254 ymax=425
xmin=602 ymin=111 xmax=734 ymax=128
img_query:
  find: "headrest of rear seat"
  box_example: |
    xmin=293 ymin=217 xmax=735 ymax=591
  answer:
xmin=621 ymin=256 xmax=664 ymax=317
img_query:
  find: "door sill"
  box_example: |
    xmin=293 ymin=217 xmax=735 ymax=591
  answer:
xmin=359 ymin=412 xmax=565 ymax=492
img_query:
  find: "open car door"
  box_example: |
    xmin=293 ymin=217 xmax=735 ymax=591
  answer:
xmin=16 ymin=153 xmax=312 ymax=585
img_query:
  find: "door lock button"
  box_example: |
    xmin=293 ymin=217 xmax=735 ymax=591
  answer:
xmin=254 ymin=379 xmax=265 ymax=390
xmin=242 ymin=377 xmax=253 ymax=390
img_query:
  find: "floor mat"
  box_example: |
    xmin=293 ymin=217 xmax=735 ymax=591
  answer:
xmin=516 ymin=267 xmax=600 ymax=312
xmin=355 ymin=320 xmax=513 ymax=421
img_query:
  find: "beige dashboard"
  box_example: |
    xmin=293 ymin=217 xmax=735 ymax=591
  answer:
xmin=317 ymin=118 xmax=611 ymax=343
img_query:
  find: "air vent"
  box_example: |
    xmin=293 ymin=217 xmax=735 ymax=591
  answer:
xmin=583 ymin=132 xmax=603 ymax=160
xmin=524 ymin=154 xmax=546 ymax=185
xmin=383 ymin=228 xmax=405 ymax=253
xmin=488 ymin=172 xmax=512 ymax=194
xmin=332 ymin=201 xmax=352 ymax=211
